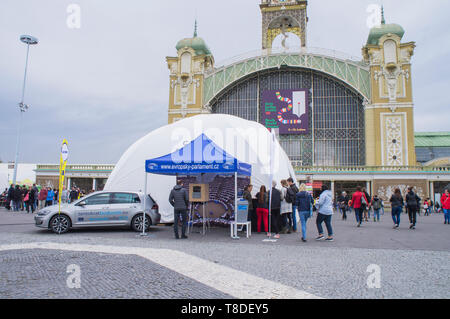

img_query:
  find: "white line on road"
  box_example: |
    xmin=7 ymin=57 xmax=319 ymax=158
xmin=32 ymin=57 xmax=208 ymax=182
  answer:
xmin=0 ymin=242 xmax=321 ymax=299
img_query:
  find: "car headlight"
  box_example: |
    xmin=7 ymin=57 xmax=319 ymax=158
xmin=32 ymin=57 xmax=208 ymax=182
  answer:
xmin=37 ymin=209 xmax=52 ymax=216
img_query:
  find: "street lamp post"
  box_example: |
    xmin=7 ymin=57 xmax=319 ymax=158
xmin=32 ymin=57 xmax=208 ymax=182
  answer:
xmin=12 ymin=35 xmax=38 ymax=185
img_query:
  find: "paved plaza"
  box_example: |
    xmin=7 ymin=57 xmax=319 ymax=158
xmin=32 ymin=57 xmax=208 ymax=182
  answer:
xmin=0 ymin=207 xmax=449 ymax=299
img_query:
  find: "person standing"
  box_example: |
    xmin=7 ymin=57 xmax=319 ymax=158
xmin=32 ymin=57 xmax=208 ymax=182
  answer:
xmin=351 ymin=186 xmax=369 ymax=227
xmin=405 ymin=187 xmax=421 ymax=230
xmin=28 ymin=186 xmax=37 ymax=213
xmin=280 ymin=180 xmax=293 ymax=234
xmin=7 ymin=184 xmax=14 ymax=211
xmin=46 ymin=187 xmax=54 ymax=207
xmin=287 ymin=178 xmax=299 ymax=232
xmin=390 ymin=188 xmax=404 ymax=229
xmin=296 ymin=183 xmax=314 ymax=242
xmin=169 ymin=180 xmax=189 ymax=239
xmin=441 ymin=189 xmax=450 ymax=224
xmin=315 ymin=185 xmax=334 ymax=242
xmin=242 ymin=184 xmax=253 ymax=224
xmin=38 ymin=187 xmax=48 ymax=210
xmin=362 ymin=187 xmax=371 ymax=222
xmin=337 ymin=191 xmax=350 ymax=221
xmin=255 ymin=185 xmax=270 ymax=236
xmin=12 ymin=185 xmax=22 ymax=212
xmin=371 ymin=195 xmax=383 ymax=222
xmin=269 ymin=181 xmax=282 ymax=239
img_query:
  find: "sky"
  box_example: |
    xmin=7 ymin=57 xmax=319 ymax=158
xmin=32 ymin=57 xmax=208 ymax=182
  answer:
xmin=0 ymin=0 xmax=449 ymax=164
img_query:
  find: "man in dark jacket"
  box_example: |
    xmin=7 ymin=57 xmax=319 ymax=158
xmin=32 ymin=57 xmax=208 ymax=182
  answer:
xmin=405 ymin=187 xmax=421 ymax=229
xmin=169 ymin=180 xmax=189 ymax=239
xmin=7 ymin=185 xmax=14 ymax=210
xmin=12 ymin=185 xmax=22 ymax=212
xmin=287 ymin=178 xmax=299 ymax=232
xmin=269 ymin=181 xmax=282 ymax=238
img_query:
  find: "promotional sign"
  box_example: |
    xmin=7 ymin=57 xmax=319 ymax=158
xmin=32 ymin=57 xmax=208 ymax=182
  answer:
xmin=261 ymin=89 xmax=309 ymax=134
xmin=58 ymin=139 xmax=69 ymax=215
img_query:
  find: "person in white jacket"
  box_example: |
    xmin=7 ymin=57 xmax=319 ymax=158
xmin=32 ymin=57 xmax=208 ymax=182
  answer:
xmin=280 ymin=180 xmax=293 ymax=234
xmin=315 ymin=185 xmax=334 ymax=242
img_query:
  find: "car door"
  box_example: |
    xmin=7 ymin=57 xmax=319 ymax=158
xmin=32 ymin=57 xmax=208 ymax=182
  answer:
xmin=108 ymin=192 xmax=141 ymax=225
xmin=73 ymin=193 xmax=112 ymax=226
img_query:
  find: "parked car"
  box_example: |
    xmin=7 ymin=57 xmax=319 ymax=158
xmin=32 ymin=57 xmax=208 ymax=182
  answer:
xmin=35 ymin=191 xmax=160 ymax=234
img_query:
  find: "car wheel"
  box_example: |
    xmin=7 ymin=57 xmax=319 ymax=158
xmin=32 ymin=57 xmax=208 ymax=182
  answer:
xmin=131 ymin=213 xmax=150 ymax=232
xmin=50 ymin=214 xmax=71 ymax=234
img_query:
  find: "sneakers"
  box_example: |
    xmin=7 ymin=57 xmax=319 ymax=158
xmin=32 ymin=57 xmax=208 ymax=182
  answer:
xmin=181 ymin=235 xmax=188 ymax=239
xmin=301 ymin=238 xmax=307 ymax=242
xmin=315 ymin=235 xmax=325 ymax=241
xmin=357 ymin=223 xmax=361 ymax=227
xmin=325 ymin=238 xmax=334 ymax=242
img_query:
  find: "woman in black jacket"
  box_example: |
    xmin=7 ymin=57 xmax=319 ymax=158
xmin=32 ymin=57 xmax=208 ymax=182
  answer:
xmin=405 ymin=187 xmax=421 ymax=229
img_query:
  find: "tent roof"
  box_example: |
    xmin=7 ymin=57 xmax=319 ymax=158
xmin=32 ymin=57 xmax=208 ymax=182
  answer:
xmin=145 ymin=134 xmax=252 ymax=176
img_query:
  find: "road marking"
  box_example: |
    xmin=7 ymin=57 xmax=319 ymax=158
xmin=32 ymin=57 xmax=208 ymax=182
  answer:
xmin=0 ymin=242 xmax=321 ymax=299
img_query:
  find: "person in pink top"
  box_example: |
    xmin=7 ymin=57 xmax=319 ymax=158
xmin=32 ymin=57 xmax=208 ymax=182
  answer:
xmin=351 ymin=186 xmax=369 ymax=228
xmin=441 ymin=189 xmax=450 ymax=224
xmin=38 ymin=187 xmax=48 ymax=210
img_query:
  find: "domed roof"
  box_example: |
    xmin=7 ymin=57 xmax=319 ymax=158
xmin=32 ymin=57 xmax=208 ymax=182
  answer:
xmin=176 ymin=36 xmax=211 ymax=55
xmin=367 ymin=8 xmax=405 ymax=45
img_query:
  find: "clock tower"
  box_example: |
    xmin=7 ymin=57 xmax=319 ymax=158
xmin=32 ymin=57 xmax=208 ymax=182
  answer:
xmin=260 ymin=0 xmax=308 ymax=49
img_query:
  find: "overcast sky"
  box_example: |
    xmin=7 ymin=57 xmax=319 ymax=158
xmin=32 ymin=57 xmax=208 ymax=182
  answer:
xmin=1 ymin=0 xmax=449 ymax=164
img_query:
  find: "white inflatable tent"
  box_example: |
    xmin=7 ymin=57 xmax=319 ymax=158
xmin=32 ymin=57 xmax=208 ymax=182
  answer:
xmin=104 ymin=114 xmax=296 ymax=223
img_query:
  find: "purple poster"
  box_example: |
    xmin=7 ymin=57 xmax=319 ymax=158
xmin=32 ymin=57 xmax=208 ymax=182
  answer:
xmin=261 ymin=89 xmax=309 ymax=134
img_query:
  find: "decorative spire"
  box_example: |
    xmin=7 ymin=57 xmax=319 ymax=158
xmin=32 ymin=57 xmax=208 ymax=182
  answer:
xmin=194 ymin=20 xmax=198 ymax=37
xmin=381 ymin=6 xmax=386 ymax=25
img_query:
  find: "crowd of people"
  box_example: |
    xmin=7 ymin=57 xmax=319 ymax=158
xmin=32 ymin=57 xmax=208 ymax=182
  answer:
xmin=0 ymin=184 xmax=93 ymax=213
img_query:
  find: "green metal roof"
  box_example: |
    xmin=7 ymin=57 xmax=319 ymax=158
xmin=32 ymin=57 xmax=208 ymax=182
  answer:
xmin=415 ymin=132 xmax=450 ymax=148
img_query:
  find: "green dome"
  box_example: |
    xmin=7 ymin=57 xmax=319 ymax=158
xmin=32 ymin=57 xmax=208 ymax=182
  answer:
xmin=176 ymin=36 xmax=211 ymax=55
xmin=367 ymin=23 xmax=405 ymax=45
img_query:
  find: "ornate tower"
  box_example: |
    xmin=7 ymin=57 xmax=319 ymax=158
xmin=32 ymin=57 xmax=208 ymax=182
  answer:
xmin=166 ymin=23 xmax=215 ymax=124
xmin=362 ymin=9 xmax=416 ymax=167
xmin=260 ymin=0 xmax=308 ymax=49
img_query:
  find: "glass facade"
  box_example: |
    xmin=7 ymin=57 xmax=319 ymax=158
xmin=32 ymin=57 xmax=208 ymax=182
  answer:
xmin=210 ymin=68 xmax=365 ymax=166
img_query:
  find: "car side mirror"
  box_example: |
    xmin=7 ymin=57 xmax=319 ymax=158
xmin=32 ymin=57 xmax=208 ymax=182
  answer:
xmin=78 ymin=201 xmax=86 ymax=207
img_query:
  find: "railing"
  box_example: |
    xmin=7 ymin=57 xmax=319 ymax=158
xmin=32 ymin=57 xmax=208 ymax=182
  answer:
xmin=211 ymin=47 xmax=365 ymax=71
xmin=36 ymin=164 xmax=115 ymax=172
xmin=293 ymin=165 xmax=450 ymax=173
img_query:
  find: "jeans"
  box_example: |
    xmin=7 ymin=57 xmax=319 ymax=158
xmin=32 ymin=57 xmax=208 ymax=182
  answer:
xmin=282 ymin=213 xmax=293 ymax=231
xmin=355 ymin=208 xmax=363 ymax=223
xmin=443 ymin=209 xmax=450 ymax=223
xmin=292 ymin=205 xmax=298 ymax=231
xmin=299 ymin=211 xmax=311 ymax=240
xmin=316 ymin=213 xmax=333 ymax=237
xmin=340 ymin=207 xmax=347 ymax=220
xmin=373 ymin=209 xmax=381 ymax=221
xmin=408 ymin=206 xmax=417 ymax=226
xmin=174 ymin=209 xmax=187 ymax=238
xmin=13 ymin=200 xmax=20 ymax=211
xmin=392 ymin=206 xmax=402 ymax=225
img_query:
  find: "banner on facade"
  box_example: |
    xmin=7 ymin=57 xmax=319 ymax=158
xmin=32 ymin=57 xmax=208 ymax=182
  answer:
xmin=261 ymin=89 xmax=309 ymax=135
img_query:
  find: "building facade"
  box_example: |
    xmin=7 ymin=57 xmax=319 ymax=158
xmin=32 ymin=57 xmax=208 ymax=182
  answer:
xmin=166 ymin=0 xmax=450 ymax=201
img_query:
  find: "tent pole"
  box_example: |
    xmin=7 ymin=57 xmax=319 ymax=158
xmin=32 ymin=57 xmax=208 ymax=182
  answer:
xmin=141 ymin=172 xmax=148 ymax=237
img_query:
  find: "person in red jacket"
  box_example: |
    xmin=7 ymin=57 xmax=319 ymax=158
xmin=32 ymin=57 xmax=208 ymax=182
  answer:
xmin=351 ymin=186 xmax=369 ymax=228
xmin=441 ymin=189 xmax=450 ymax=224
xmin=38 ymin=187 xmax=48 ymax=210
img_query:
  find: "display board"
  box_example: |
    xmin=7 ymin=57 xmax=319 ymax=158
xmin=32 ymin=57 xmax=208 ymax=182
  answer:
xmin=261 ymin=89 xmax=309 ymax=134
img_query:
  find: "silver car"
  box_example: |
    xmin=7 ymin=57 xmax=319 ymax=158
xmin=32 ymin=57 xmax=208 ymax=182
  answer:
xmin=35 ymin=191 xmax=161 ymax=234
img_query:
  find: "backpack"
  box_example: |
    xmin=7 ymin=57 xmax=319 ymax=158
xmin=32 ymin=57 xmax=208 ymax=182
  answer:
xmin=285 ymin=187 xmax=296 ymax=204
xmin=373 ymin=199 xmax=382 ymax=210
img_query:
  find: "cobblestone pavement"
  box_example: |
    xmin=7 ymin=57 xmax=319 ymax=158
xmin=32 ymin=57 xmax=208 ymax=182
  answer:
xmin=0 ymin=249 xmax=233 ymax=299
xmin=0 ymin=208 xmax=449 ymax=299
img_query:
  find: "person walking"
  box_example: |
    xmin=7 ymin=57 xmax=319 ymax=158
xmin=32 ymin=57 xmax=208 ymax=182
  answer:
xmin=390 ymin=188 xmax=404 ymax=229
xmin=255 ymin=185 xmax=270 ymax=236
xmin=169 ymin=180 xmax=189 ymax=239
xmin=351 ymin=186 xmax=369 ymax=227
xmin=280 ymin=180 xmax=293 ymax=234
xmin=12 ymin=185 xmax=22 ymax=212
xmin=440 ymin=189 xmax=450 ymax=224
xmin=371 ymin=195 xmax=383 ymax=222
xmin=269 ymin=181 xmax=282 ymax=239
xmin=337 ymin=191 xmax=350 ymax=221
xmin=362 ymin=187 xmax=371 ymax=222
xmin=296 ymin=183 xmax=314 ymax=242
xmin=315 ymin=185 xmax=334 ymax=242
xmin=287 ymin=178 xmax=299 ymax=233
xmin=38 ymin=186 xmax=48 ymax=210
xmin=405 ymin=187 xmax=421 ymax=230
